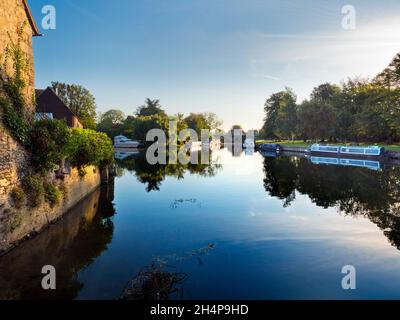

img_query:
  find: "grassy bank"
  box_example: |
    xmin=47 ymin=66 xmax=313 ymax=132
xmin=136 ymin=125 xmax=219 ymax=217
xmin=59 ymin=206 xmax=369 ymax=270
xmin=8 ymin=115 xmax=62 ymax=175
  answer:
xmin=255 ymin=140 xmax=400 ymax=152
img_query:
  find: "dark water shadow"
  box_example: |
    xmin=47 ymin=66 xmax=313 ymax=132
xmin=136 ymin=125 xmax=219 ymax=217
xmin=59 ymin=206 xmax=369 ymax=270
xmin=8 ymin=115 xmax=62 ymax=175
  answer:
xmin=0 ymin=184 xmax=116 ymax=300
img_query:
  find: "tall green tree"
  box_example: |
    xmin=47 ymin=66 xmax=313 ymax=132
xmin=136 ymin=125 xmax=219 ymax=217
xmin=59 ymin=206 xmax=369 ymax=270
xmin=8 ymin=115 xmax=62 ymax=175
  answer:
xmin=184 ymin=113 xmax=210 ymax=135
xmin=275 ymin=89 xmax=298 ymax=140
xmin=97 ymin=109 xmax=125 ymax=138
xmin=261 ymin=88 xmax=297 ymax=140
xmin=51 ymin=81 xmax=97 ymax=129
xmin=136 ymin=98 xmax=166 ymax=117
xmin=203 ymin=112 xmax=223 ymax=131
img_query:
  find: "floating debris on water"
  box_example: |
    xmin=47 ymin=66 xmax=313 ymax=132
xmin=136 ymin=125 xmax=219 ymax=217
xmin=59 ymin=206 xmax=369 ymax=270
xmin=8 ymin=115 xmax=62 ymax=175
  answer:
xmin=170 ymin=198 xmax=202 ymax=209
xmin=120 ymin=243 xmax=216 ymax=300
xmin=120 ymin=264 xmax=187 ymax=300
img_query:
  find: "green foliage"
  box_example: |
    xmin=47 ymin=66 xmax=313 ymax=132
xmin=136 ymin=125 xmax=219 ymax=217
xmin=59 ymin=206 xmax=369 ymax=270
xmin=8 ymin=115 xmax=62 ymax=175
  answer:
xmin=68 ymin=128 xmax=114 ymax=170
xmin=51 ymin=81 xmax=97 ymax=129
xmin=184 ymin=113 xmax=210 ymax=135
xmin=97 ymin=109 xmax=126 ymax=138
xmin=10 ymin=187 xmax=25 ymax=209
xmin=30 ymin=119 xmax=71 ymax=173
xmin=136 ymin=98 xmax=166 ymax=117
xmin=97 ymin=100 xmax=220 ymax=144
xmin=0 ymin=23 xmax=32 ymax=145
xmin=44 ymin=183 xmax=61 ymax=207
xmin=260 ymin=52 xmax=400 ymax=143
xmin=0 ymin=98 xmax=31 ymax=144
xmin=22 ymin=174 xmax=45 ymax=207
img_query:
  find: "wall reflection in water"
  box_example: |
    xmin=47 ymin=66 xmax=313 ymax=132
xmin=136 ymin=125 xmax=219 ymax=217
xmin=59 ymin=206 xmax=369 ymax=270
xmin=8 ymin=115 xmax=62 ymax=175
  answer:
xmin=0 ymin=184 xmax=115 ymax=300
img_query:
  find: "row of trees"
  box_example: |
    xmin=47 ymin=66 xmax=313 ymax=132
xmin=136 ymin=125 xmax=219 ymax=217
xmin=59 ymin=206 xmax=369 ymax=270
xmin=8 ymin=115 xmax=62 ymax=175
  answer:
xmin=46 ymin=83 xmax=235 ymax=142
xmin=97 ymin=98 xmax=224 ymax=141
xmin=260 ymin=53 xmax=400 ymax=143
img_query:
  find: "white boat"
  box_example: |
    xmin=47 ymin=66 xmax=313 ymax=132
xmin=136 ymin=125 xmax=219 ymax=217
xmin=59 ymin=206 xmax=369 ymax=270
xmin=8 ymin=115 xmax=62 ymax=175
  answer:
xmin=185 ymin=141 xmax=202 ymax=151
xmin=114 ymin=135 xmax=140 ymax=148
xmin=210 ymin=139 xmax=221 ymax=150
xmin=114 ymin=149 xmax=139 ymax=160
xmin=243 ymin=138 xmax=255 ymax=148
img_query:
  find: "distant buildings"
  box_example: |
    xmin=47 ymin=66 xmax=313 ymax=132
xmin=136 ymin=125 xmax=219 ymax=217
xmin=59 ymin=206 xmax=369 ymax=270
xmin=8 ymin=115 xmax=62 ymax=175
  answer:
xmin=35 ymin=88 xmax=83 ymax=128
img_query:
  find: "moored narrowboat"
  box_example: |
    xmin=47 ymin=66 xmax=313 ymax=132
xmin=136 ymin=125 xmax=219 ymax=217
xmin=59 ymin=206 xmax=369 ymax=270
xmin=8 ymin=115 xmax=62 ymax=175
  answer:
xmin=310 ymin=144 xmax=385 ymax=159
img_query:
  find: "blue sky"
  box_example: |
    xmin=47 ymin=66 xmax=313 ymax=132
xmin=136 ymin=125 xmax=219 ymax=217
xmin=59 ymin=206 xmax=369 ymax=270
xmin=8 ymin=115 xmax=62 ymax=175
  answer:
xmin=29 ymin=0 xmax=400 ymax=130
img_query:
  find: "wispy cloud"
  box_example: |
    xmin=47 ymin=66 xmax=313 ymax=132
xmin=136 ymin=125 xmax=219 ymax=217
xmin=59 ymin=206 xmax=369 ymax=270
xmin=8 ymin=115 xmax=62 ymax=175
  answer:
xmin=263 ymin=74 xmax=281 ymax=81
xmin=65 ymin=0 xmax=103 ymax=23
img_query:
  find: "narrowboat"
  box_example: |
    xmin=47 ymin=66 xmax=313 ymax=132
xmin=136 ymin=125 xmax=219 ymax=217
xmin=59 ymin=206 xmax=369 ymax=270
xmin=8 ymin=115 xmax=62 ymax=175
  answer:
xmin=310 ymin=144 xmax=385 ymax=158
xmin=258 ymin=143 xmax=282 ymax=153
xmin=310 ymin=156 xmax=381 ymax=171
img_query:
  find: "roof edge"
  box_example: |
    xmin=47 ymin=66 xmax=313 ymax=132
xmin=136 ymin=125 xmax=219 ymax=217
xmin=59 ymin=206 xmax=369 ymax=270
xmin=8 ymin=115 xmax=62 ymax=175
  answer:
xmin=22 ymin=0 xmax=41 ymax=37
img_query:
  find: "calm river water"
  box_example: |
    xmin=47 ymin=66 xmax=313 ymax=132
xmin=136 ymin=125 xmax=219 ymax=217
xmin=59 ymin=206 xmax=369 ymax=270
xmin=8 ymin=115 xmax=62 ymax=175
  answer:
xmin=1 ymin=148 xmax=400 ymax=299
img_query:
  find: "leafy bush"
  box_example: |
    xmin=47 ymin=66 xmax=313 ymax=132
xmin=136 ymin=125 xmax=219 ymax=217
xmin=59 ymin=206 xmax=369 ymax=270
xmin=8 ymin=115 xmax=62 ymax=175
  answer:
xmin=22 ymin=174 xmax=44 ymax=207
xmin=0 ymin=23 xmax=32 ymax=145
xmin=30 ymin=119 xmax=71 ymax=173
xmin=67 ymin=128 xmax=114 ymax=170
xmin=10 ymin=187 xmax=25 ymax=208
xmin=0 ymin=98 xmax=31 ymax=145
xmin=44 ymin=183 xmax=61 ymax=207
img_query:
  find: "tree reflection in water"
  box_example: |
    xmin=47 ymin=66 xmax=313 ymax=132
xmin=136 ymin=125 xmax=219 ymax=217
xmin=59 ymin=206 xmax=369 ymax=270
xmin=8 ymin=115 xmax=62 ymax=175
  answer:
xmin=115 ymin=151 xmax=223 ymax=192
xmin=262 ymin=155 xmax=400 ymax=249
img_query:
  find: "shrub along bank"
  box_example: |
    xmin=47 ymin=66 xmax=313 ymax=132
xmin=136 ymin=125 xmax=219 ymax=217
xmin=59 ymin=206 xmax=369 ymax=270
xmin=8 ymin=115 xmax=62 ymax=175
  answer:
xmin=0 ymin=26 xmax=113 ymax=210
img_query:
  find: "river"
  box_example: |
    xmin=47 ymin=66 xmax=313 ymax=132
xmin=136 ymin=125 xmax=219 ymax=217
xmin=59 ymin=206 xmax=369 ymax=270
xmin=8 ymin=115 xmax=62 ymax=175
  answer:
xmin=1 ymin=148 xmax=400 ymax=299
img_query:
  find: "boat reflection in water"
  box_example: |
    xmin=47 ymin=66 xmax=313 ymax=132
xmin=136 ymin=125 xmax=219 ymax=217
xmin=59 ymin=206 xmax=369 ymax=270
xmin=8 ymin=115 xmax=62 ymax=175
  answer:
xmin=310 ymin=156 xmax=381 ymax=171
xmin=114 ymin=149 xmax=140 ymax=160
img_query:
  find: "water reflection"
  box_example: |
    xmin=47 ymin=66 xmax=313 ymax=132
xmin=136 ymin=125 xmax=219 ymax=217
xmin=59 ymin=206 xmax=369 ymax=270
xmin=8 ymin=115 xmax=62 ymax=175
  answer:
xmin=0 ymin=185 xmax=115 ymax=299
xmin=2 ymin=149 xmax=400 ymax=300
xmin=262 ymin=155 xmax=400 ymax=249
xmin=115 ymin=151 xmax=223 ymax=192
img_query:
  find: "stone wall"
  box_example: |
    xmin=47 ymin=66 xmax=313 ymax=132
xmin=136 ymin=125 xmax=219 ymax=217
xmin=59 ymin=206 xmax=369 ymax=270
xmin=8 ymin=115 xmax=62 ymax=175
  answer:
xmin=0 ymin=0 xmax=36 ymax=108
xmin=0 ymin=0 xmax=37 ymax=210
xmin=0 ymin=166 xmax=102 ymax=253
xmin=0 ymin=122 xmax=29 ymax=209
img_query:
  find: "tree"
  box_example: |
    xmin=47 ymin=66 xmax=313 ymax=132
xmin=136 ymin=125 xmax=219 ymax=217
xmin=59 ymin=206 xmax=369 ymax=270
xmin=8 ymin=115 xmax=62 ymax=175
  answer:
xmin=261 ymin=88 xmax=297 ymax=140
xmin=51 ymin=81 xmax=97 ymax=129
xmin=203 ymin=112 xmax=223 ymax=131
xmin=274 ymin=89 xmax=298 ymax=140
xmin=374 ymin=53 xmax=400 ymax=91
xmin=297 ymin=100 xmax=336 ymax=141
xmin=136 ymin=98 xmax=166 ymax=117
xmin=261 ymin=92 xmax=281 ymax=139
xmin=184 ymin=113 xmax=210 ymax=135
xmin=260 ymin=51 xmax=400 ymax=143
xmin=97 ymin=109 xmax=126 ymax=138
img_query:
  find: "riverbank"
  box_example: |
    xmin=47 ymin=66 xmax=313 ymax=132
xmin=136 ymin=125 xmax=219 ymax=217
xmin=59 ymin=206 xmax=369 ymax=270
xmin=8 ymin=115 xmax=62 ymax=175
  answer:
xmin=256 ymin=140 xmax=400 ymax=159
xmin=0 ymin=166 xmax=107 ymax=254
xmin=256 ymin=140 xmax=400 ymax=152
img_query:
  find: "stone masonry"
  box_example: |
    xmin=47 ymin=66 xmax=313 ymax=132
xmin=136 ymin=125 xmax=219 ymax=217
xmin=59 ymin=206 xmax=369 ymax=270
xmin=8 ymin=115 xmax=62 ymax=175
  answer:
xmin=0 ymin=0 xmax=37 ymax=207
